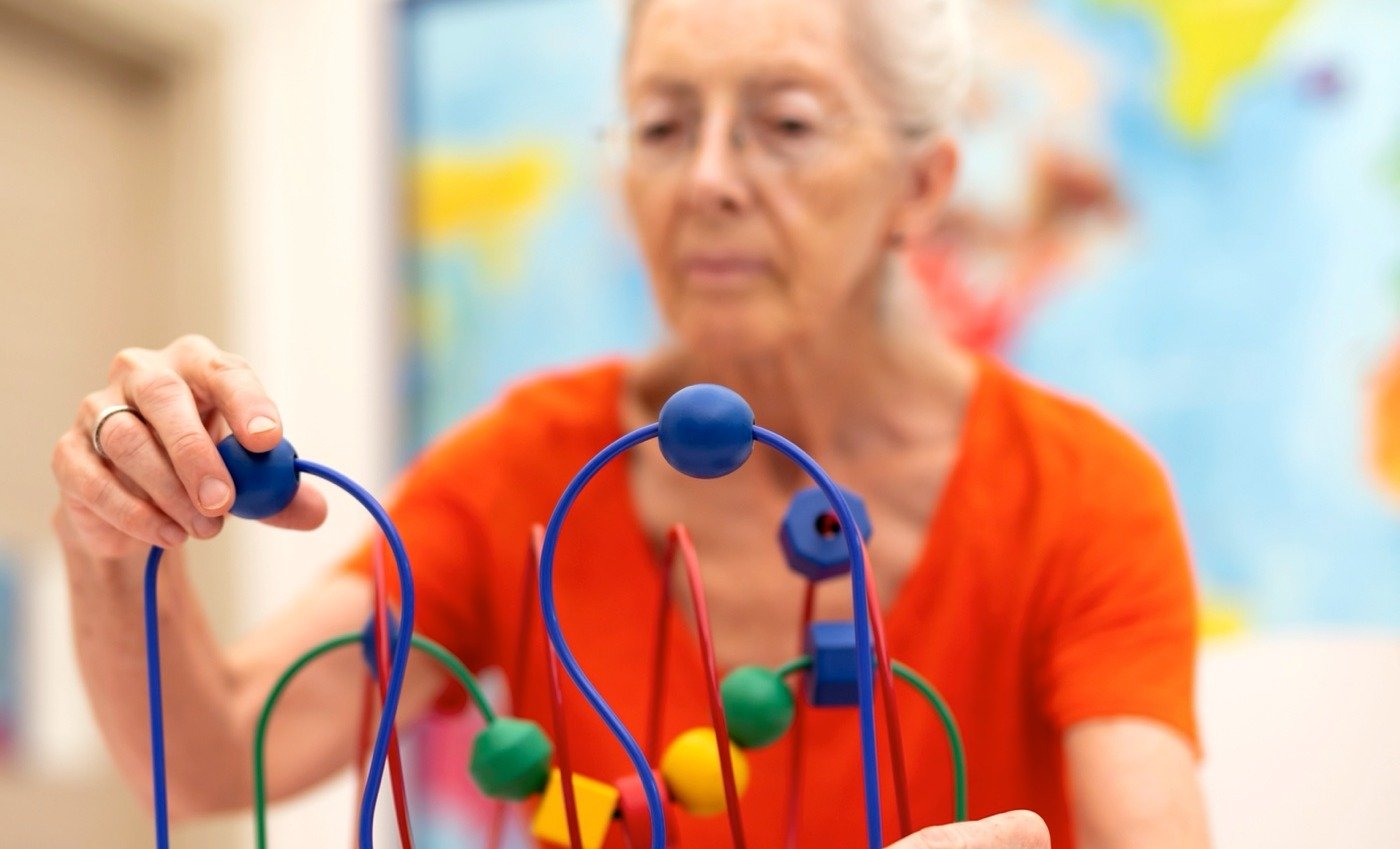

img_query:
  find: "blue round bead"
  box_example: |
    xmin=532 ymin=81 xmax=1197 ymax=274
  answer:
xmin=657 ymin=384 xmax=755 ymax=479
xmin=216 ymin=435 xmax=299 ymax=520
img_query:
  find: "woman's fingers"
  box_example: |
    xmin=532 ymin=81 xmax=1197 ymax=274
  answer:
xmin=885 ymin=811 xmax=1050 ymax=849
xmin=258 ymin=483 xmax=329 ymax=531
xmin=111 ymin=351 xmax=234 ymax=517
xmin=94 ymin=406 xmax=224 ymax=541
xmin=53 ymin=429 xmax=188 ymax=551
xmin=57 ymin=336 xmax=330 ymax=565
xmin=167 ymin=335 xmax=284 ymax=454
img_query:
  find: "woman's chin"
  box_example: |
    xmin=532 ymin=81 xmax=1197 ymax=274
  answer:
xmin=673 ymin=300 xmax=791 ymax=361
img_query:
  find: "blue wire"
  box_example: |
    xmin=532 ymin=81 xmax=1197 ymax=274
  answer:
xmin=143 ymin=546 xmax=171 ymax=849
xmin=538 ymin=424 xmax=669 ymax=849
xmin=538 ymin=423 xmax=885 ymax=849
xmin=141 ymin=461 xmax=415 ymax=849
xmin=754 ymin=428 xmax=883 ymax=849
xmin=143 ymin=430 xmax=876 ymax=848
xmin=295 ymin=459 xmax=416 ymax=849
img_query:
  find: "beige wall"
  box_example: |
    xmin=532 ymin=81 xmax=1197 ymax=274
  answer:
xmin=0 ymin=2 xmax=241 ymax=845
xmin=0 ymin=0 xmax=400 ymax=842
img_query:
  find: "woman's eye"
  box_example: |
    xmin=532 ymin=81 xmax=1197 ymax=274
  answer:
xmin=771 ymin=117 xmax=814 ymax=138
xmin=637 ymin=120 xmax=682 ymax=144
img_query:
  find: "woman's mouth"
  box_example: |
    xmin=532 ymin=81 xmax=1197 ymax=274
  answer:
xmin=679 ymin=255 xmax=772 ymax=291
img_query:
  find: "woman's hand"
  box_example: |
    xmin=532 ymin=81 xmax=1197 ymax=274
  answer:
xmin=52 ymin=334 xmax=327 ymax=560
xmin=886 ymin=811 xmax=1050 ymax=848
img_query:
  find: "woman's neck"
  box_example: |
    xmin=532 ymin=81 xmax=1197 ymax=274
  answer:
xmin=630 ymin=296 xmax=977 ymax=473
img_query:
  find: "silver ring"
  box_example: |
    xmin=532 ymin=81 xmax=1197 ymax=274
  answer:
xmin=91 ymin=404 xmax=144 ymax=461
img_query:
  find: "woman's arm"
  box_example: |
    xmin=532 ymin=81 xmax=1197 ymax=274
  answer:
xmin=51 ymin=335 xmax=446 ymax=816
xmin=1066 ymin=718 xmax=1209 ymax=849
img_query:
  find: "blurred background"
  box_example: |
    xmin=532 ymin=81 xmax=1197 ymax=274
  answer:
xmin=0 ymin=0 xmax=1396 ymax=846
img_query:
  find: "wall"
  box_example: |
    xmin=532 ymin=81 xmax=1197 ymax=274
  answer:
xmin=218 ymin=0 xmax=399 ymax=843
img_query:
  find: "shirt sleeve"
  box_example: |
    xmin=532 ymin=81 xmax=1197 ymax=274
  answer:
xmin=1033 ymin=441 xmax=1201 ymax=754
xmin=334 ymin=444 xmax=497 ymax=714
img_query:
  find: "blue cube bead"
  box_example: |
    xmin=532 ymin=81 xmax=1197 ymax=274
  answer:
xmin=804 ymin=620 xmax=865 ymax=708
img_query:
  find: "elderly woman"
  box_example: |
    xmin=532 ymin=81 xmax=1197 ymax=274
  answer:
xmin=50 ymin=1 xmax=1207 ymax=847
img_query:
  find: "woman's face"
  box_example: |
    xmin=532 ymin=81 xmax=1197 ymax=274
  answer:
xmin=622 ymin=0 xmax=934 ymax=356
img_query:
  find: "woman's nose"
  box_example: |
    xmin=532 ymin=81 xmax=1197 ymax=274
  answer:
xmin=684 ymin=116 xmax=754 ymax=216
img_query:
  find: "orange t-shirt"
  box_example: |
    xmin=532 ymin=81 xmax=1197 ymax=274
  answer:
xmin=339 ymin=357 xmax=1198 ymax=848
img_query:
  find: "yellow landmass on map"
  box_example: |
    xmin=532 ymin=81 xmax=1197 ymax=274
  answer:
xmin=1200 ymin=596 xmax=1249 ymax=640
xmin=1374 ymin=340 xmax=1400 ymax=500
xmin=1100 ymin=0 xmax=1300 ymax=140
xmin=412 ymin=147 xmax=562 ymax=285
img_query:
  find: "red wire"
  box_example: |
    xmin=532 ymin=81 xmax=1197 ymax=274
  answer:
xmin=372 ymin=538 xmax=416 ymax=847
xmin=531 ymin=526 xmax=585 ymax=849
xmin=486 ymin=530 xmax=550 ymax=849
xmin=858 ymin=539 xmax=913 ymax=838
xmin=783 ymin=582 xmax=817 ymax=849
xmin=670 ymin=525 xmax=748 ymax=849
xmin=483 ymin=800 xmax=507 ymax=849
xmin=646 ymin=534 xmax=678 ymax=764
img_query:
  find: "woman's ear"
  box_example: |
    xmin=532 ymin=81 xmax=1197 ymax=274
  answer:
xmin=890 ymin=136 xmax=959 ymax=246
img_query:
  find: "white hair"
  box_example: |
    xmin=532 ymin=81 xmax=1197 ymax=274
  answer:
xmin=620 ymin=0 xmax=973 ymax=140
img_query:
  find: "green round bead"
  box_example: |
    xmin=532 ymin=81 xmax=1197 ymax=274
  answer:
xmin=721 ymin=666 xmax=795 ymax=749
xmin=469 ymin=718 xmax=553 ymax=800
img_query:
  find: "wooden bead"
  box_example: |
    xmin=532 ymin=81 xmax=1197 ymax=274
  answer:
xmin=615 ymin=769 xmax=678 ymax=848
xmin=721 ymin=666 xmax=794 ymax=749
xmin=805 ymin=620 xmax=861 ymax=707
xmin=530 ymin=768 xmax=620 ymax=849
xmin=659 ymin=727 xmax=750 ymax=816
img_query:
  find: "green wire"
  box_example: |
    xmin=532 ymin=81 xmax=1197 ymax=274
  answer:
xmin=776 ymin=655 xmax=813 ymax=679
xmin=252 ymin=631 xmax=496 ymax=848
xmin=777 ymin=655 xmax=969 ymax=823
xmin=253 ymin=634 xmax=358 ymax=849
xmin=891 ymin=660 xmax=968 ymax=823
xmin=411 ymin=635 xmax=496 ymax=723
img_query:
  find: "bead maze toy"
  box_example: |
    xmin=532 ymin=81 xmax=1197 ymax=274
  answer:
xmin=140 ymin=384 xmax=967 ymax=849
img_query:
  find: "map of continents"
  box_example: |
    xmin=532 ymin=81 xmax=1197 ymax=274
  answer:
xmin=935 ymin=0 xmax=1400 ymax=632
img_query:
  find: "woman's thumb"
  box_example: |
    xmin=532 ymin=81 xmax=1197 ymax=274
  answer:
xmin=885 ymin=811 xmax=1050 ymax=849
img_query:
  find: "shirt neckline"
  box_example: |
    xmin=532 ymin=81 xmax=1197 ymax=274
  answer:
xmin=597 ymin=353 xmax=999 ymax=659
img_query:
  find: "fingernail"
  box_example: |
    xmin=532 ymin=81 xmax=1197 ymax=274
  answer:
xmin=199 ymin=477 xmax=231 ymax=511
xmin=193 ymin=515 xmax=221 ymax=538
xmin=248 ymin=415 xmax=278 ymax=435
xmin=160 ymin=524 xmax=188 ymax=547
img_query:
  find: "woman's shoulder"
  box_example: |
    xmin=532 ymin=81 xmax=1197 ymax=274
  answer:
xmin=408 ymin=358 xmax=628 ymax=485
xmin=975 ymin=358 xmax=1175 ymax=509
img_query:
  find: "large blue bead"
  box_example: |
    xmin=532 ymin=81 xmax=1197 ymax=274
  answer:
xmin=216 ymin=435 xmax=299 ymax=520
xmin=657 ymin=384 xmax=755 ymax=479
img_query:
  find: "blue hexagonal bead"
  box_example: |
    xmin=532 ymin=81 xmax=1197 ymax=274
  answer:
xmin=804 ymin=620 xmax=866 ymax=708
xmin=217 ymin=434 xmax=299 ymax=520
xmin=657 ymin=384 xmax=755 ymax=479
xmin=779 ymin=486 xmax=873 ymax=582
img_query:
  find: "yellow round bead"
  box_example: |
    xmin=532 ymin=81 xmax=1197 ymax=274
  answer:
xmin=659 ymin=727 xmax=751 ymax=816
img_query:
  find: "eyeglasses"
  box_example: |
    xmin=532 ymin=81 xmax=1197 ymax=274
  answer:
xmin=601 ymin=100 xmax=880 ymax=177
